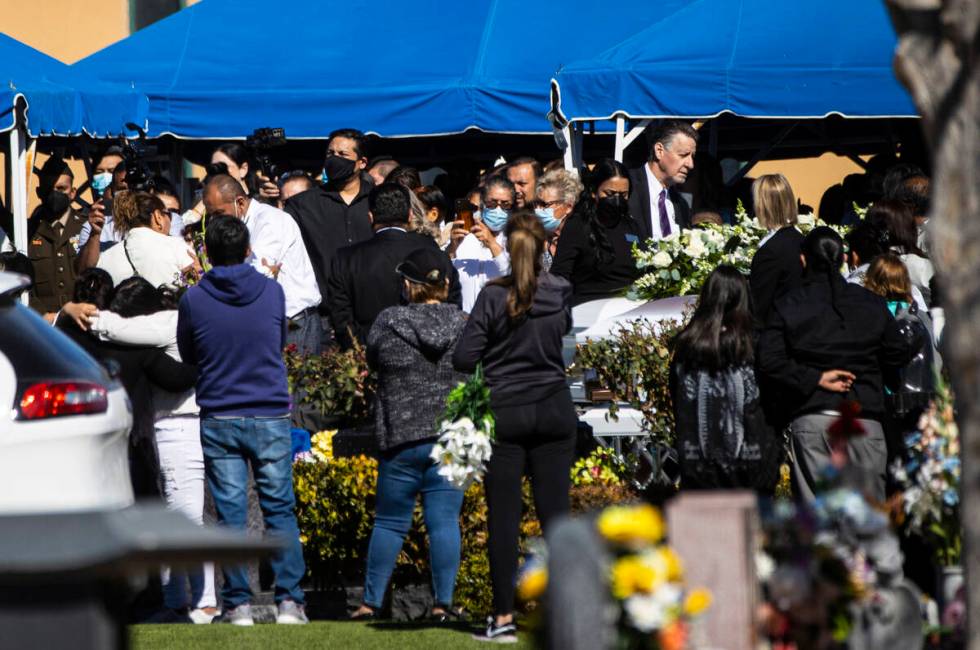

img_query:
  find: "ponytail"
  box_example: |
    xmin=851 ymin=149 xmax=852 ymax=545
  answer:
xmin=490 ymin=210 xmax=546 ymax=323
xmin=802 ymin=226 xmax=846 ymax=321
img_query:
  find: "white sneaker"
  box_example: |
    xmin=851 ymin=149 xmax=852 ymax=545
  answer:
xmin=188 ymin=607 xmax=219 ymax=624
xmin=212 ymin=603 xmax=254 ymax=626
xmin=277 ymin=599 xmax=309 ymax=625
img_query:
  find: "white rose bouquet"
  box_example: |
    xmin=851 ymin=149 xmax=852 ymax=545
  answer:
xmin=430 ymin=364 xmax=495 ymax=489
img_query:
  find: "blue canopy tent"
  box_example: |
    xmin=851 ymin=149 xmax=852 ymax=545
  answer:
xmin=0 ymin=33 xmax=148 ymax=254
xmin=549 ymin=0 xmax=918 ymax=164
xmin=72 ymin=0 xmax=685 ymax=139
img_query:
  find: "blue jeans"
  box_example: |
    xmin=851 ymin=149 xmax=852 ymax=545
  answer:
xmin=200 ymin=416 xmax=306 ymax=607
xmin=363 ymin=441 xmax=464 ymax=609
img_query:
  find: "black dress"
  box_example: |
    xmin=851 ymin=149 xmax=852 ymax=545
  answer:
xmin=550 ymin=214 xmax=643 ymax=306
xmin=749 ymin=226 xmax=804 ymax=330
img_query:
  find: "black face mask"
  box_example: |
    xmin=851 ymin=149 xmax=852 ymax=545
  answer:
xmin=323 ymin=155 xmax=357 ymax=184
xmin=43 ymin=190 xmax=71 ymax=219
xmin=596 ymin=195 xmax=628 ymax=225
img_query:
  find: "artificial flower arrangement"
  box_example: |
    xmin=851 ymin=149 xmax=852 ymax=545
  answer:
xmin=891 ymin=379 xmax=961 ymax=566
xmin=599 ymin=503 xmax=711 ymax=649
xmin=430 ymin=364 xmax=495 ymax=489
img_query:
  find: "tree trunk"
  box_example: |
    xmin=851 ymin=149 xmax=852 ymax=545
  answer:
xmin=885 ymin=0 xmax=980 ymax=645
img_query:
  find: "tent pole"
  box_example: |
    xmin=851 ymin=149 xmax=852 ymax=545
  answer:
xmin=572 ymin=123 xmax=584 ymax=169
xmin=562 ymin=124 xmax=575 ymax=172
xmin=614 ymin=116 xmax=626 ymax=162
xmin=10 ymin=104 xmax=28 ymax=254
xmin=622 ymin=118 xmax=652 ymax=152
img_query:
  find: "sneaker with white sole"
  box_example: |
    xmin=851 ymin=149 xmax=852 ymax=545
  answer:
xmin=188 ymin=607 xmax=219 ymax=625
xmin=277 ymin=600 xmax=309 ymax=625
xmin=473 ymin=617 xmax=517 ymax=643
xmin=211 ymin=604 xmax=254 ymax=626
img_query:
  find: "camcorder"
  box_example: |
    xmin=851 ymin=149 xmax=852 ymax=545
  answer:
xmin=246 ymin=127 xmax=287 ymax=182
xmin=121 ymin=122 xmax=157 ymax=193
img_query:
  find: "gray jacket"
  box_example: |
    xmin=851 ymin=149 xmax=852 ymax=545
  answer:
xmin=366 ymin=302 xmax=466 ymax=451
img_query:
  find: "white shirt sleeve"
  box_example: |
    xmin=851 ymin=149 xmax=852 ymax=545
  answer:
xmin=246 ymin=213 xmax=286 ymax=278
xmin=90 ymin=310 xmax=178 ymax=347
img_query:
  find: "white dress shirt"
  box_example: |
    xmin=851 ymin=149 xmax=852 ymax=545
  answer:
xmin=644 ymin=163 xmax=677 ymax=240
xmin=242 ymin=199 xmax=321 ymax=318
xmin=452 ymin=231 xmax=509 ymax=313
xmin=97 ymin=227 xmax=195 ymax=288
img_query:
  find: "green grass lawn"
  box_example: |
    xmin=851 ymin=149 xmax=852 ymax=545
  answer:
xmin=131 ymin=621 xmax=535 ymax=649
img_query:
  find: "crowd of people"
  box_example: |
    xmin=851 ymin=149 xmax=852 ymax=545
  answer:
xmin=2 ymin=119 xmax=942 ymax=641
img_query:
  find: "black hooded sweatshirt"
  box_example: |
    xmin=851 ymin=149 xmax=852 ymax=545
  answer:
xmin=453 ymin=273 xmax=572 ymax=407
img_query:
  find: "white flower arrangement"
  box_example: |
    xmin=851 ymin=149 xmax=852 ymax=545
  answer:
xmin=429 ymin=364 xmax=496 ymax=490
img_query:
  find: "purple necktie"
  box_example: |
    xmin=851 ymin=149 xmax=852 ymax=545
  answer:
xmin=658 ymin=189 xmax=672 ymax=237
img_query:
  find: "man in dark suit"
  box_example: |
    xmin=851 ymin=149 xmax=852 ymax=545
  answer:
xmin=628 ymin=120 xmax=697 ymax=242
xmin=328 ymin=183 xmax=461 ymax=349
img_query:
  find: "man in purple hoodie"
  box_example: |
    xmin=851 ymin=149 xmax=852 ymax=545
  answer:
xmin=177 ymin=216 xmax=307 ymax=626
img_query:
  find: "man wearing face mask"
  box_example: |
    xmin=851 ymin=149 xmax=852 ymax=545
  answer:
xmin=27 ymin=156 xmax=87 ymax=314
xmin=552 ymin=159 xmax=643 ymax=306
xmin=451 ymin=176 xmax=515 ymax=313
xmin=285 ymin=128 xmax=374 ymax=345
xmin=204 ymin=174 xmax=323 ymax=355
xmin=327 ymin=183 xmax=461 ymax=349
xmin=628 ymin=120 xmax=697 ymax=241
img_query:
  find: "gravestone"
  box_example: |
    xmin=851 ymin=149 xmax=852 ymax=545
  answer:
xmin=666 ymin=491 xmax=760 ymax=650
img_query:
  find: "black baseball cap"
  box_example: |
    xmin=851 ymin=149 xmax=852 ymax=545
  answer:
xmin=396 ymin=248 xmax=448 ymax=285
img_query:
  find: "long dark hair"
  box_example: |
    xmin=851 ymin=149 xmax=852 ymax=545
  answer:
xmin=866 ymin=199 xmax=926 ymax=258
xmin=110 ymin=277 xmax=177 ymax=317
xmin=568 ymin=158 xmax=631 ymax=266
xmin=489 ymin=210 xmax=546 ymax=322
xmin=802 ymin=226 xmax=846 ymax=320
xmin=673 ymin=265 xmax=754 ymax=370
xmin=73 ymin=268 xmax=114 ymax=310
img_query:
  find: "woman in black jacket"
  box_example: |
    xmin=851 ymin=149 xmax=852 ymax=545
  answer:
xmin=671 ymin=266 xmax=780 ymax=491
xmin=758 ymin=228 xmax=918 ymax=502
xmin=550 ymin=159 xmax=642 ymax=306
xmin=453 ymin=211 xmax=577 ymax=643
xmin=748 ymin=174 xmax=803 ymax=329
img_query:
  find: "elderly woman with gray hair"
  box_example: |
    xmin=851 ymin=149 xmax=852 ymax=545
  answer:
xmin=534 ymin=169 xmax=584 ymax=270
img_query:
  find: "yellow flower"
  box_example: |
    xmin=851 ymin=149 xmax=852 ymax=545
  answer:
xmin=517 ymin=567 xmax=548 ymax=601
xmin=597 ymin=504 xmax=664 ymax=546
xmin=610 ymin=556 xmax=657 ymax=599
xmin=683 ymin=588 xmax=712 ymax=616
xmin=311 ymin=430 xmax=337 ymax=462
xmin=657 ymin=546 xmax=684 ymax=582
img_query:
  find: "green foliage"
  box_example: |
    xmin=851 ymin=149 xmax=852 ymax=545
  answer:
xmin=284 ymin=341 xmax=375 ymax=424
xmin=575 ymin=318 xmax=686 ymax=444
xmin=571 ymin=446 xmax=629 ymax=487
xmin=441 ymin=363 xmax=495 ymax=438
xmin=294 ymin=456 xmax=637 ymax=615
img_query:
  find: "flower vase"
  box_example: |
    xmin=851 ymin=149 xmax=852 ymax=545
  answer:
xmin=939 ymin=565 xmax=964 ymax=609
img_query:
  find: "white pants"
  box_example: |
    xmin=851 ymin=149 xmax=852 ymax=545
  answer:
xmin=157 ymin=415 xmax=217 ymax=609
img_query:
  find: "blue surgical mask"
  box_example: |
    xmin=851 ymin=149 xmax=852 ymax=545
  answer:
xmin=535 ymin=207 xmax=561 ymax=232
xmin=481 ymin=206 xmax=510 ymax=232
xmin=91 ymin=172 xmax=112 ymax=194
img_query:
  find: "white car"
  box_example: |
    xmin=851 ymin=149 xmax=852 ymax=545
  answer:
xmin=566 ymin=295 xmax=696 ymax=438
xmin=0 ymin=273 xmax=133 ymax=514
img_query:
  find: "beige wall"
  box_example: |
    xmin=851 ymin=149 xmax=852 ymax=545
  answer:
xmin=0 ymin=0 xmax=130 ymax=64
xmin=753 ymin=153 xmax=865 ymax=219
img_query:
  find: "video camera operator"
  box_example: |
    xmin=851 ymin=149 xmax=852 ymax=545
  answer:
xmin=285 ymin=128 xmax=374 ymax=346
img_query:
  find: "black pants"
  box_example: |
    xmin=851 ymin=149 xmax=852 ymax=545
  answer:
xmin=485 ymin=388 xmax=577 ymax=616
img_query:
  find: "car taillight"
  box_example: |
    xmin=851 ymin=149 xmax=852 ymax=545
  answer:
xmin=19 ymin=382 xmax=109 ymax=420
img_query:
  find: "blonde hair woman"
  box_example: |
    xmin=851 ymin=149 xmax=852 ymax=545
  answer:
xmin=748 ymin=174 xmax=803 ymax=328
